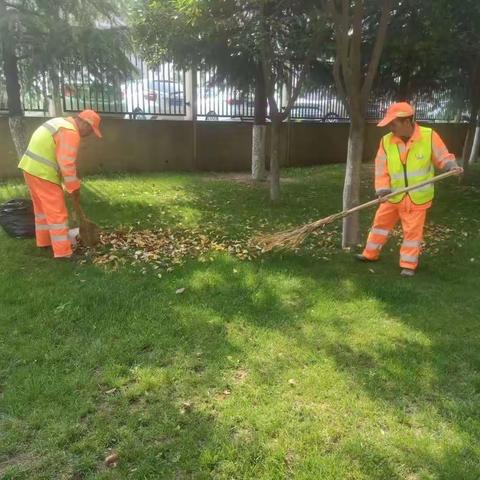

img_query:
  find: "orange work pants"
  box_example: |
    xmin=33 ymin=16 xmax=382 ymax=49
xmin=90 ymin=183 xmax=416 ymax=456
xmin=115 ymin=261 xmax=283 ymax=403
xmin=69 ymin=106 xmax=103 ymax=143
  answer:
xmin=362 ymin=196 xmax=427 ymax=270
xmin=24 ymin=172 xmax=72 ymax=258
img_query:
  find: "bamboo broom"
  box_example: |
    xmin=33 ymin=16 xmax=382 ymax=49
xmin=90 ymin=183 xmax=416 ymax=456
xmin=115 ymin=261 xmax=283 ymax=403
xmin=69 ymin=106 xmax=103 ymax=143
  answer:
xmin=72 ymin=204 xmax=101 ymax=248
xmin=255 ymin=170 xmax=460 ymax=252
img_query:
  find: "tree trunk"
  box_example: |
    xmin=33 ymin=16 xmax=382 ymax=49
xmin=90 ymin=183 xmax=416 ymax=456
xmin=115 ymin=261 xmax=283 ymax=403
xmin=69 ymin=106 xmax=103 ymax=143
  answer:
xmin=461 ymin=108 xmax=478 ymax=182
xmin=462 ymin=119 xmax=475 ymax=163
xmin=0 ymin=0 xmax=27 ymax=158
xmin=269 ymin=116 xmax=281 ymax=202
xmin=396 ymin=71 xmax=411 ymax=101
xmin=252 ymin=65 xmax=267 ymax=181
xmin=342 ymin=114 xmax=365 ymax=248
xmin=462 ymin=57 xmax=480 ymax=182
xmin=252 ymin=125 xmax=267 ymax=181
xmin=468 ymin=115 xmax=480 ymax=165
xmin=48 ymin=67 xmax=63 ymax=116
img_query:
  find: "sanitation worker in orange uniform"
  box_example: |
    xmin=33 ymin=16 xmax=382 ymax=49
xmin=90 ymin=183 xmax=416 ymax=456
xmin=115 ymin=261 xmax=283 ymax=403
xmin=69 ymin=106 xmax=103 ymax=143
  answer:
xmin=18 ymin=110 xmax=102 ymax=259
xmin=356 ymin=102 xmax=463 ymax=276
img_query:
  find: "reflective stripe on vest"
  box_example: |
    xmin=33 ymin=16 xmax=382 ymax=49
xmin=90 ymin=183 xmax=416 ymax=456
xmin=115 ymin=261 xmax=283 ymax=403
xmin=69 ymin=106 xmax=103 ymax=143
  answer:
xmin=383 ymin=127 xmax=434 ymax=205
xmin=24 ymin=149 xmax=60 ymax=171
xmin=18 ymin=118 xmax=77 ymax=185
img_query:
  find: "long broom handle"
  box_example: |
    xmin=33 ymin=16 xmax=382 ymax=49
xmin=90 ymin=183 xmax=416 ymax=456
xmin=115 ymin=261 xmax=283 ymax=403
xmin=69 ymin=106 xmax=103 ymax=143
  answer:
xmin=323 ymin=170 xmax=459 ymax=224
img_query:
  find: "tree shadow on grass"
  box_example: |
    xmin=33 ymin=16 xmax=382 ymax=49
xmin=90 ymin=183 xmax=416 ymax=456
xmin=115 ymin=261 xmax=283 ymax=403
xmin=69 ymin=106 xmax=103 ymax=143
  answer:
xmin=148 ymin=251 xmax=480 ymax=479
xmin=1 ymin=248 xmax=321 ymax=479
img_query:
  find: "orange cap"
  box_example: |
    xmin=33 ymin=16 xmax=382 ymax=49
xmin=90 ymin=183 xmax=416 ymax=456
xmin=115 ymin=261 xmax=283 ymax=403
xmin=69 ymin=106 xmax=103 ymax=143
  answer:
xmin=78 ymin=109 xmax=102 ymax=138
xmin=377 ymin=102 xmax=414 ymax=127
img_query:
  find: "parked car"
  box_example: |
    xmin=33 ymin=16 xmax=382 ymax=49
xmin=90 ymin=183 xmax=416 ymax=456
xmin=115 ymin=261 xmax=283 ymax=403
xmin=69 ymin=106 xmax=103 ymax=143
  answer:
xmin=120 ymin=78 xmax=185 ymax=119
xmin=289 ymin=96 xmax=349 ymax=122
xmin=197 ymin=90 xmax=255 ymax=121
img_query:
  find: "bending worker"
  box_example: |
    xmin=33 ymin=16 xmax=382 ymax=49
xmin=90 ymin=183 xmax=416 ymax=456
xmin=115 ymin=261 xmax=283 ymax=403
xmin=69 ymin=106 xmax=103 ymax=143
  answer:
xmin=18 ymin=109 xmax=102 ymax=259
xmin=356 ymin=102 xmax=463 ymax=276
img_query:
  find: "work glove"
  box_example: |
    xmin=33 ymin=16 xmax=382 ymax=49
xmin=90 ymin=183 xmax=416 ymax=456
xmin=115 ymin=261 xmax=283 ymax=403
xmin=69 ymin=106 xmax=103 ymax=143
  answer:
xmin=443 ymin=161 xmax=463 ymax=174
xmin=376 ymin=189 xmax=392 ymax=203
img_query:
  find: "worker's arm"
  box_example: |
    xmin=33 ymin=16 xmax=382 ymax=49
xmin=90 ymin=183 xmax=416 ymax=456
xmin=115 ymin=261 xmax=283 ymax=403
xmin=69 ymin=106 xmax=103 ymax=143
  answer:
xmin=431 ymin=131 xmax=462 ymax=173
xmin=374 ymin=141 xmax=392 ymax=199
xmin=55 ymin=128 xmax=81 ymax=193
xmin=55 ymin=128 xmax=88 ymax=221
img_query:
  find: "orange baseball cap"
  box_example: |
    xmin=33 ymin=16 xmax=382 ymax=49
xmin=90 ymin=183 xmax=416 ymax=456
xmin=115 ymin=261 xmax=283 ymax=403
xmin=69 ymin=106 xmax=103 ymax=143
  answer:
xmin=78 ymin=109 xmax=102 ymax=138
xmin=377 ymin=102 xmax=414 ymax=127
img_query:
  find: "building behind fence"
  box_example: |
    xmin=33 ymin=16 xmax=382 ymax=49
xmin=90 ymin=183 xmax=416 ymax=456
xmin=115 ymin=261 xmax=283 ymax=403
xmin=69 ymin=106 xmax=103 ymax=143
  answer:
xmin=0 ymin=56 xmax=469 ymax=123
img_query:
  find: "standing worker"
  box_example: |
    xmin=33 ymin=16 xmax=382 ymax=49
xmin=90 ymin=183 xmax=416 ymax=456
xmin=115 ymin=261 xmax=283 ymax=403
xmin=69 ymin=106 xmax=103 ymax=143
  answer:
xmin=356 ymin=102 xmax=463 ymax=276
xmin=18 ymin=109 xmax=102 ymax=259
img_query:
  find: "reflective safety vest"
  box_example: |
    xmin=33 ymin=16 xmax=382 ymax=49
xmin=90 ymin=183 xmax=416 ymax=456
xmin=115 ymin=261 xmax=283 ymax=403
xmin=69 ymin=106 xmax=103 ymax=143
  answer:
xmin=18 ymin=118 xmax=77 ymax=185
xmin=383 ymin=126 xmax=434 ymax=205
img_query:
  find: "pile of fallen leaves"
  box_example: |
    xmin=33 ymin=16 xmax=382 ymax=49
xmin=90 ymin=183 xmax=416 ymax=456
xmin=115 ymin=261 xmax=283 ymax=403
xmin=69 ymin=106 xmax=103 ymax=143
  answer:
xmin=79 ymin=227 xmax=261 ymax=270
xmin=78 ymin=218 xmax=468 ymax=271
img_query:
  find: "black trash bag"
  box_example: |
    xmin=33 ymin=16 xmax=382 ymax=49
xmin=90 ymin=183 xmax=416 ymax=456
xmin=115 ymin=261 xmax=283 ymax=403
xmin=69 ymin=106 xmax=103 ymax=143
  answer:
xmin=0 ymin=198 xmax=36 ymax=238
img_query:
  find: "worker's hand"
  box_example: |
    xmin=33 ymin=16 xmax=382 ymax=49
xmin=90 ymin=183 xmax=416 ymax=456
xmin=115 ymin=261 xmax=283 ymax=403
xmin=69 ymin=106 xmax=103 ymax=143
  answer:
xmin=444 ymin=161 xmax=463 ymax=174
xmin=376 ymin=189 xmax=392 ymax=203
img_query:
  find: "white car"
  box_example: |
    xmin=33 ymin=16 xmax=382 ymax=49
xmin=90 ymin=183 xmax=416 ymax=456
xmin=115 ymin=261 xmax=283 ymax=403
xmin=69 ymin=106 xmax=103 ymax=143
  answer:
xmin=197 ymin=88 xmax=255 ymax=121
xmin=121 ymin=78 xmax=185 ymax=119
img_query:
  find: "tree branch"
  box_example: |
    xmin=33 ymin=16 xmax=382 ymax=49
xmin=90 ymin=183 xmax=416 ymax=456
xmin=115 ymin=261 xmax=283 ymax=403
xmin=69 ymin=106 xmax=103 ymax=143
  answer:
xmin=281 ymin=57 xmax=310 ymax=119
xmin=333 ymin=55 xmax=350 ymax=114
xmin=282 ymin=8 xmax=332 ymax=120
xmin=360 ymin=0 xmax=394 ymax=104
xmin=327 ymin=0 xmax=352 ymax=104
xmin=259 ymin=40 xmax=278 ymax=116
xmin=350 ymin=0 xmax=364 ymax=93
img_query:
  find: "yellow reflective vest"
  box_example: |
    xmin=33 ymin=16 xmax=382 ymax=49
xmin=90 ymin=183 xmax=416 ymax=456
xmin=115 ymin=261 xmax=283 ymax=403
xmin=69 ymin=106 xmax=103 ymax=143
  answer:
xmin=18 ymin=118 xmax=77 ymax=185
xmin=383 ymin=126 xmax=434 ymax=205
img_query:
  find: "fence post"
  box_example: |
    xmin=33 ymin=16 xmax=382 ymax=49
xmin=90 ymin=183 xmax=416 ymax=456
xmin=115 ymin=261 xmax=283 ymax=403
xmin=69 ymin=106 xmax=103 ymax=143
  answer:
xmin=189 ymin=66 xmax=198 ymax=167
xmin=469 ymin=113 xmax=480 ymax=165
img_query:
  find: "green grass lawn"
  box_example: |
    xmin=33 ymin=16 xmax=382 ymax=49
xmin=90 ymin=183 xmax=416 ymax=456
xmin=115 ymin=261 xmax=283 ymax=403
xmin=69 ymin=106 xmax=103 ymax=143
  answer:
xmin=1 ymin=165 xmax=479 ymax=479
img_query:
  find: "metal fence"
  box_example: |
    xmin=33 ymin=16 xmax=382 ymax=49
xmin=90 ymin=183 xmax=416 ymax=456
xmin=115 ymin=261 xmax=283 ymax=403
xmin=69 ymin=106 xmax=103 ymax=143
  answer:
xmin=0 ymin=73 xmax=48 ymax=112
xmin=197 ymin=67 xmax=254 ymax=119
xmin=0 ymin=57 xmax=469 ymax=123
xmin=61 ymin=57 xmax=186 ymax=117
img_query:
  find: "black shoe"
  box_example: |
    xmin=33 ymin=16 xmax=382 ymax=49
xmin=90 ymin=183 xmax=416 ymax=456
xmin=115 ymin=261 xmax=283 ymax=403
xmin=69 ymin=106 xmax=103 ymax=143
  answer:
xmin=400 ymin=268 xmax=416 ymax=277
xmin=355 ymin=254 xmax=378 ymax=262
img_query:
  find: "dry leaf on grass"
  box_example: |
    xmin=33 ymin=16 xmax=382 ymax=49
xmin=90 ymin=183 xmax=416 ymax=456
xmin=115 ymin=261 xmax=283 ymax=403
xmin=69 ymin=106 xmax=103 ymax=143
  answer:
xmin=104 ymin=453 xmax=119 ymax=468
xmin=180 ymin=401 xmax=193 ymax=414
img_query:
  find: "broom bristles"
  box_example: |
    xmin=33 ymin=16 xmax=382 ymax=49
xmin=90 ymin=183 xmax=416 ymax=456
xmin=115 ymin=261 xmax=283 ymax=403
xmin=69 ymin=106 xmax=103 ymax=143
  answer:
xmin=255 ymin=171 xmax=459 ymax=252
xmin=255 ymin=214 xmax=337 ymax=252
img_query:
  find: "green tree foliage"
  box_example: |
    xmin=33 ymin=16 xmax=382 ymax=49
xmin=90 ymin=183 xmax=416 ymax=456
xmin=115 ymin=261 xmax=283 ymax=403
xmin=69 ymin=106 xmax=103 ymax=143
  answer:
xmin=0 ymin=0 xmax=133 ymax=156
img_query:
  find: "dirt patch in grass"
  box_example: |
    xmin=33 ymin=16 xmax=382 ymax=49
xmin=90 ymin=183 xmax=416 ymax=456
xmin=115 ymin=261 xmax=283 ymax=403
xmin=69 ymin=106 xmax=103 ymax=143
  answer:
xmin=0 ymin=453 xmax=41 ymax=477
